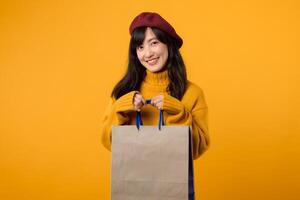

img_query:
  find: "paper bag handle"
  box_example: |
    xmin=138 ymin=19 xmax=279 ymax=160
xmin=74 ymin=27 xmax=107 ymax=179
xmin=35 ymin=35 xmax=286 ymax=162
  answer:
xmin=136 ymin=99 xmax=164 ymax=130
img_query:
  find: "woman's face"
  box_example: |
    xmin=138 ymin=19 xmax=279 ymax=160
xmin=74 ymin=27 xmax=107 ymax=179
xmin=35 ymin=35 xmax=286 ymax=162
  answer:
xmin=136 ymin=27 xmax=169 ymax=73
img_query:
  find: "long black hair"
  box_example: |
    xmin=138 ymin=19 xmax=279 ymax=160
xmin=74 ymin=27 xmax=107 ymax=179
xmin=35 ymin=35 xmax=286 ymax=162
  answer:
xmin=111 ymin=27 xmax=188 ymax=100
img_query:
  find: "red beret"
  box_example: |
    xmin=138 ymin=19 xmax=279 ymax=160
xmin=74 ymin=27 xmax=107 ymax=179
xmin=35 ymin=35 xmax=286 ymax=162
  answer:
xmin=129 ymin=12 xmax=183 ymax=48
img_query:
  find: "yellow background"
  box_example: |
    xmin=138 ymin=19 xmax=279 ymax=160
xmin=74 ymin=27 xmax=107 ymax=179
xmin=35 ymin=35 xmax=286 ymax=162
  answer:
xmin=0 ymin=0 xmax=299 ymax=199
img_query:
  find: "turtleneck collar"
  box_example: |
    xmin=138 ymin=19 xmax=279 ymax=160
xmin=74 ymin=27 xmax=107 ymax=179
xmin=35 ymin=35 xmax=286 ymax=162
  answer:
xmin=143 ymin=69 xmax=169 ymax=86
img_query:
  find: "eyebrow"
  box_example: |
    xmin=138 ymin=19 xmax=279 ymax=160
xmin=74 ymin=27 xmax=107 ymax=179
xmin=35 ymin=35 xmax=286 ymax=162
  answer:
xmin=145 ymin=37 xmax=158 ymax=43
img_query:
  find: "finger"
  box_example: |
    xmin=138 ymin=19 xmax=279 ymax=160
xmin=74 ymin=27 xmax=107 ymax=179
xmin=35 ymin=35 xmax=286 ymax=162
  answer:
xmin=151 ymin=95 xmax=163 ymax=104
xmin=135 ymin=96 xmax=144 ymax=105
xmin=157 ymin=102 xmax=163 ymax=109
xmin=151 ymin=98 xmax=157 ymax=105
xmin=135 ymin=104 xmax=141 ymax=111
xmin=135 ymin=96 xmax=142 ymax=102
xmin=134 ymin=100 xmax=143 ymax=107
xmin=158 ymin=95 xmax=164 ymax=101
xmin=153 ymin=99 xmax=163 ymax=105
xmin=141 ymin=97 xmax=146 ymax=105
xmin=135 ymin=93 xmax=142 ymax=99
xmin=137 ymin=101 xmax=143 ymax=107
xmin=136 ymin=104 xmax=143 ymax=111
xmin=139 ymin=97 xmax=146 ymax=106
xmin=150 ymin=96 xmax=157 ymax=104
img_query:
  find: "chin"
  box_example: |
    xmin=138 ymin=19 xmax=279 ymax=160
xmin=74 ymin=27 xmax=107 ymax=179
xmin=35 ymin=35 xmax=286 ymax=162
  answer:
xmin=148 ymin=68 xmax=161 ymax=73
xmin=146 ymin=65 xmax=165 ymax=73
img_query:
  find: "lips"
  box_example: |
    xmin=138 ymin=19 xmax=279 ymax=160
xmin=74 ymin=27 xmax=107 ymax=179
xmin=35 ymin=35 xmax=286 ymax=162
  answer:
xmin=146 ymin=57 xmax=159 ymax=65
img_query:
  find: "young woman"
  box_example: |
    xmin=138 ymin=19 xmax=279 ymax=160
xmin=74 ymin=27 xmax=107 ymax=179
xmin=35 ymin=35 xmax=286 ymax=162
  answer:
xmin=100 ymin=12 xmax=209 ymax=160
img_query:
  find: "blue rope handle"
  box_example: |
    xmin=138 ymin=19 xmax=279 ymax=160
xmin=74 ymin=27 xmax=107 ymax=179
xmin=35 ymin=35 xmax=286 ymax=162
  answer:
xmin=136 ymin=99 xmax=164 ymax=130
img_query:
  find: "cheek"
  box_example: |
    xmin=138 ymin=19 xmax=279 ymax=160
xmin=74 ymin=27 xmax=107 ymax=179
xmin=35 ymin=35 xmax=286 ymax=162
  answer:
xmin=136 ymin=52 xmax=143 ymax=62
xmin=161 ymin=48 xmax=168 ymax=61
xmin=164 ymin=50 xmax=168 ymax=60
xmin=158 ymin=45 xmax=168 ymax=58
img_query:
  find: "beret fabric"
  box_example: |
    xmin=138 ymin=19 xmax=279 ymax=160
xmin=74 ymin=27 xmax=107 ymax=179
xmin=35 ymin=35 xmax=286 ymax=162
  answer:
xmin=129 ymin=12 xmax=183 ymax=48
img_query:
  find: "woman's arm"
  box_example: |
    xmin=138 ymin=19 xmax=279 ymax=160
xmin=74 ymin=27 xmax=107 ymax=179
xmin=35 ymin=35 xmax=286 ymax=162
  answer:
xmin=162 ymin=86 xmax=210 ymax=159
xmin=190 ymin=105 xmax=209 ymax=159
xmin=100 ymin=91 xmax=137 ymax=151
xmin=163 ymin=94 xmax=193 ymax=125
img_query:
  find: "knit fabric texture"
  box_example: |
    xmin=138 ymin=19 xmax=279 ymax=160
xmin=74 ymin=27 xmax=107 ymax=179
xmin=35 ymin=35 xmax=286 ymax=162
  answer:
xmin=100 ymin=69 xmax=209 ymax=159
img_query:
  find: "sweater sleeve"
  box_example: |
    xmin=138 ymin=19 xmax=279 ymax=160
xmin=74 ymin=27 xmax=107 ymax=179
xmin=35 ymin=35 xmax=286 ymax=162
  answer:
xmin=191 ymin=103 xmax=209 ymax=159
xmin=163 ymin=94 xmax=193 ymax=125
xmin=100 ymin=91 xmax=137 ymax=151
xmin=163 ymin=88 xmax=210 ymax=159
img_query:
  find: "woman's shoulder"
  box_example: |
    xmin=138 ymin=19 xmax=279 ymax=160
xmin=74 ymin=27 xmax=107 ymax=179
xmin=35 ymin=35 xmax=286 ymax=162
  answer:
xmin=185 ymin=81 xmax=205 ymax=98
xmin=182 ymin=81 xmax=207 ymax=111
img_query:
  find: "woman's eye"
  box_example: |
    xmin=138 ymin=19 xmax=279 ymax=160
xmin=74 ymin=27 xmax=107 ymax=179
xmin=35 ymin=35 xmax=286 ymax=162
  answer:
xmin=151 ymin=41 xmax=158 ymax=45
xmin=137 ymin=46 xmax=143 ymax=50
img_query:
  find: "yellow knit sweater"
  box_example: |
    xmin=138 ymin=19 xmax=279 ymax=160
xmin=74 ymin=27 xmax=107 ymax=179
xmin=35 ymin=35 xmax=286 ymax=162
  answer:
xmin=100 ymin=69 xmax=209 ymax=159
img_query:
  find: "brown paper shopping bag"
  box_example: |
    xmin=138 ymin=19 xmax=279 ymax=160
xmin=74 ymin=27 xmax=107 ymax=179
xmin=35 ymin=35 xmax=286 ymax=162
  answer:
xmin=111 ymin=109 xmax=195 ymax=200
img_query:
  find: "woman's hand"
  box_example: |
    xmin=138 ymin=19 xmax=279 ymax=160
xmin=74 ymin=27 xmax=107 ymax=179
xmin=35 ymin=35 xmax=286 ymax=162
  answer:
xmin=151 ymin=94 xmax=164 ymax=110
xmin=133 ymin=92 xmax=146 ymax=112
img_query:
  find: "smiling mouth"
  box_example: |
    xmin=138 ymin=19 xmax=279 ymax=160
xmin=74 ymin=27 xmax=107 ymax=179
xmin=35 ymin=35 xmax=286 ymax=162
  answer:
xmin=146 ymin=57 xmax=159 ymax=63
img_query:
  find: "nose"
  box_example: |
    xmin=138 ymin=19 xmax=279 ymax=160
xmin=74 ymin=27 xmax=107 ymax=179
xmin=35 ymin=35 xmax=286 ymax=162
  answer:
xmin=144 ymin=46 xmax=154 ymax=59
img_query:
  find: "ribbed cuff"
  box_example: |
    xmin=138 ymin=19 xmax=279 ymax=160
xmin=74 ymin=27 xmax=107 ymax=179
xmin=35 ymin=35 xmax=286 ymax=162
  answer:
xmin=115 ymin=91 xmax=138 ymax=113
xmin=163 ymin=94 xmax=184 ymax=114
